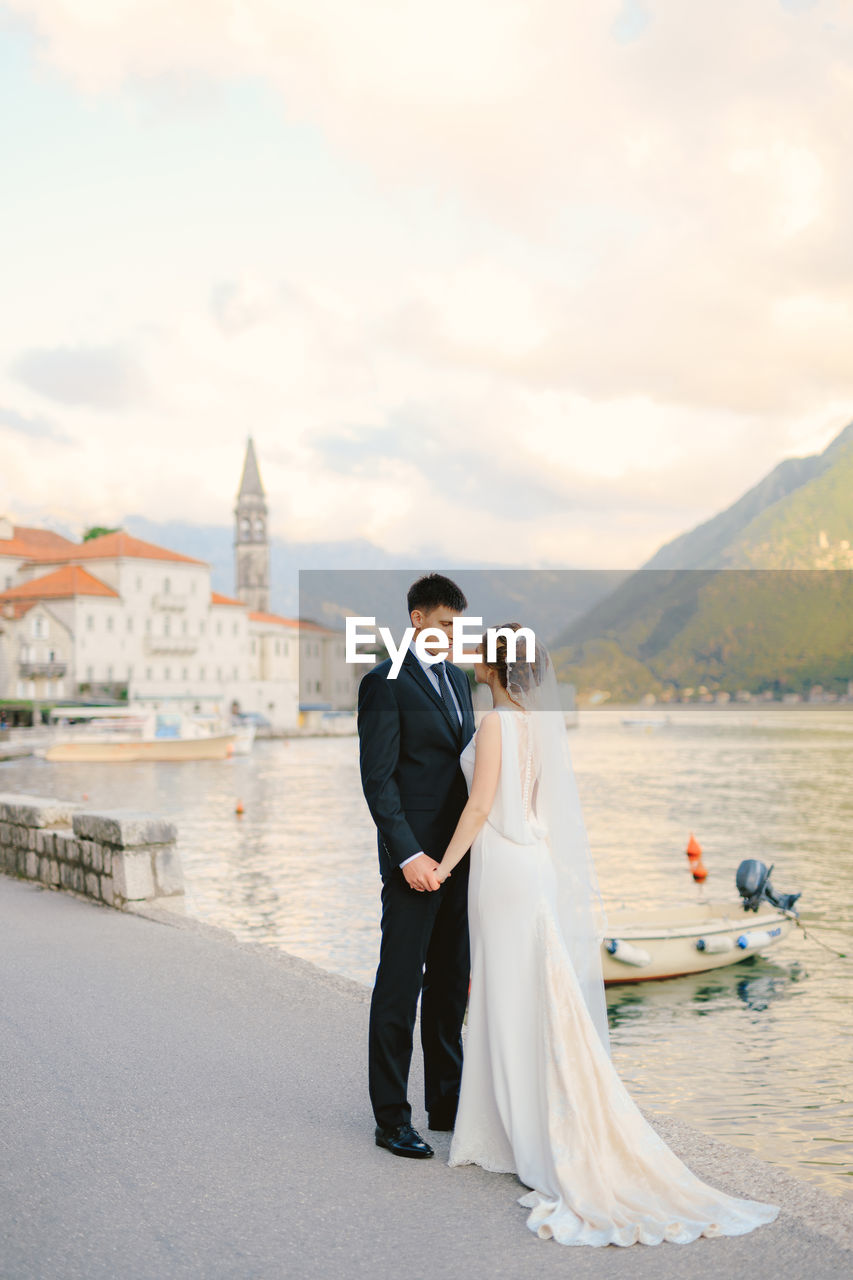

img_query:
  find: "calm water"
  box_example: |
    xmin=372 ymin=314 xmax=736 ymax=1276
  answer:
xmin=3 ymin=703 xmax=852 ymax=1199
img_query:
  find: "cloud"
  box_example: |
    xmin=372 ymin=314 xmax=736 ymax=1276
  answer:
xmin=9 ymin=343 xmax=150 ymax=409
xmin=10 ymin=0 xmax=851 ymax=417
xmin=313 ymin=408 xmax=572 ymax=520
xmin=3 ymin=0 xmax=853 ymax=567
xmin=0 ymin=404 xmax=71 ymax=443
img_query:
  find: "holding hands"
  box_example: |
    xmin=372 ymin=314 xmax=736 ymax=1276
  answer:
xmin=402 ymin=853 xmax=451 ymax=892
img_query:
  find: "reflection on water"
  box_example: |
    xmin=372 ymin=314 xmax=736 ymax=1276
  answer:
xmin=3 ymin=703 xmax=851 ymax=1199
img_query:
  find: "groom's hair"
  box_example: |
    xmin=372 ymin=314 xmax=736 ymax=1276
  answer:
xmin=407 ymin=573 xmax=467 ymax=617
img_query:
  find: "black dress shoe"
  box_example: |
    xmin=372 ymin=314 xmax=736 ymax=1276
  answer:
xmin=375 ymin=1122 xmax=434 ymax=1159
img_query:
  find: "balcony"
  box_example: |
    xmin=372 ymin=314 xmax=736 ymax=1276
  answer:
xmin=18 ymin=660 xmax=67 ymax=678
xmin=143 ymin=636 xmax=198 ymax=656
xmin=152 ymin=593 xmax=188 ymax=611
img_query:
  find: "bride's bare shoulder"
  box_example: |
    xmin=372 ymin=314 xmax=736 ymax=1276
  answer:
xmin=474 ymin=709 xmax=503 ymax=741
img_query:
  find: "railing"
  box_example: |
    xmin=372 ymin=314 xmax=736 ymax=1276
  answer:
xmin=17 ymin=661 xmax=67 ymax=678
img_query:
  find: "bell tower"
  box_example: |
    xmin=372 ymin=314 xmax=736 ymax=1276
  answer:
xmin=234 ymin=436 xmax=270 ymax=613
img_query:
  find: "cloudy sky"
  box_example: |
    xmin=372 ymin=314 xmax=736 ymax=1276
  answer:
xmin=1 ymin=0 xmax=852 ymax=569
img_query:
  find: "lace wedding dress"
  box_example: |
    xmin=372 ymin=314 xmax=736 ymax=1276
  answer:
xmin=448 ymin=706 xmax=781 ymax=1247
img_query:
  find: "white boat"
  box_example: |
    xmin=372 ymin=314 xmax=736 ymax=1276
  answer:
xmin=43 ymin=706 xmax=236 ymax=762
xmin=231 ymin=721 xmax=256 ymax=755
xmin=600 ymin=900 xmax=797 ymax=985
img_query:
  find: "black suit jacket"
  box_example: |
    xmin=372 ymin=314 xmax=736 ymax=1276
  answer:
xmin=358 ymin=646 xmax=476 ymax=879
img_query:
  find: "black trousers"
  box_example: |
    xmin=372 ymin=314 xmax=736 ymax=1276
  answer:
xmin=368 ymin=856 xmax=471 ymax=1129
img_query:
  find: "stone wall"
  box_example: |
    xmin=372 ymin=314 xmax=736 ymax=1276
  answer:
xmin=0 ymin=793 xmax=184 ymax=909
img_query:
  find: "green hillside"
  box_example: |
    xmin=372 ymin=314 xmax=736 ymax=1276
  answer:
xmin=553 ymin=423 xmax=853 ymax=702
xmin=643 ymin=422 xmax=853 ymax=571
xmin=722 ymin=425 xmax=853 ymax=568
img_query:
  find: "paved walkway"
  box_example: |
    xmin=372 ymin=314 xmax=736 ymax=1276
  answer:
xmin=1 ymin=873 xmax=851 ymax=1280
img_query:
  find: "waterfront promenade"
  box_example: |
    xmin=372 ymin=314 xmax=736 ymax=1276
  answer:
xmin=1 ymin=874 xmax=851 ymax=1280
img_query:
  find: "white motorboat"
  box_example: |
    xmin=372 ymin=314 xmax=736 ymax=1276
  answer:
xmin=231 ymin=720 xmax=256 ymax=755
xmin=42 ymin=706 xmax=236 ymax=762
xmin=601 ymin=859 xmax=801 ymax=985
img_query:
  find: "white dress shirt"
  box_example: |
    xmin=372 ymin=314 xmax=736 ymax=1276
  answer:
xmin=400 ymin=642 xmax=464 ymax=869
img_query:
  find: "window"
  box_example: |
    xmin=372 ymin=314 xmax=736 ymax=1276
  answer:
xmin=284 ymin=642 xmax=289 ymax=657
xmin=254 ymin=517 xmax=264 ymax=538
xmin=107 ymin=665 xmax=113 ymax=680
xmin=136 ymin=576 xmax=143 ymax=591
xmin=216 ymin=666 xmax=223 ymax=681
xmin=181 ymin=667 xmax=188 ymax=681
xmin=251 ymin=640 xmax=257 ymax=655
xmin=146 ymin=667 xmax=153 ymax=680
xmin=163 ymin=577 xmax=170 ymax=594
xmin=127 ymin=616 xmax=133 ymax=632
xmin=199 ymin=666 xmax=206 ymax=681
xmin=106 ymin=615 xmax=113 ymax=632
xmin=48 ymin=649 xmax=55 ymax=662
xmin=146 ymin=618 xmax=151 ymax=633
xmin=233 ymin=622 xmax=238 ymax=637
xmin=86 ymin=665 xmax=94 ymax=681
xmin=190 ymin=580 xmax=196 ymax=594
xmin=216 ymin=622 xmax=222 ymax=637
xmin=164 ymin=667 xmax=171 ymax=681
xmin=182 ymin=620 xmax=187 ymax=635
xmin=86 ymin=615 xmax=94 ymax=631
xmin=200 ymin=621 xmax=206 ymax=636
xmin=274 ymin=641 xmax=279 ymax=656
xmin=163 ymin=616 xmax=171 ymax=636
xmin=233 ymin=665 xmax=238 ymax=679
xmin=32 ymin=615 xmax=46 ymax=638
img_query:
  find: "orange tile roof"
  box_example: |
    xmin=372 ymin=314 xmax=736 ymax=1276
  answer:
xmin=211 ymin=591 xmax=247 ymax=607
xmin=248 ymin=610 xmax=334 ymax=633
xmin=248 ymin=610 xmax=299 ymax=627
xmin=0 ymin=524 xmax=78 ymax=560
xmin=0 ymin=565 xmax=119 ymax=601
xmin=0 ymin=600 xmax=37 ymax=619
xmin=35 ymin=531 xmax=207 ymax=567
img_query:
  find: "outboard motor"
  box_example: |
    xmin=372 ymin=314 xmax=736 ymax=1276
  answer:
xmin=736 ymin=859 xmax=801 ymax=915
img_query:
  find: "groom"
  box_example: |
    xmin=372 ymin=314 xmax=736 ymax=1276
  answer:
xmin=357 ymin=573 xmax=476 ymax=1159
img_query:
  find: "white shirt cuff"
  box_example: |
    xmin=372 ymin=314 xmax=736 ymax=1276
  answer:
xmin=399 ymin=851 xmax=424 ymax=868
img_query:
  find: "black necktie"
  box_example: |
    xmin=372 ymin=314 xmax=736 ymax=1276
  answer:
xmin=433 ymin=661 xmax=460 ymax=729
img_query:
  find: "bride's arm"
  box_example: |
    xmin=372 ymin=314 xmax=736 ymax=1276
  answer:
xmin=435 ymin=710 xmax=502 ymax=882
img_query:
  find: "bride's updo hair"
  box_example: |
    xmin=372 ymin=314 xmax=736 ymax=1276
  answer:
xmin=483 ymin=622 xmax=541 ymax=695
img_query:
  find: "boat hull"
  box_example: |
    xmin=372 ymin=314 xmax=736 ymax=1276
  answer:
xmin=44 ymin=735 xmax=236 ymax=763
xmin=600 ymin=900 xmax=796 ymax=984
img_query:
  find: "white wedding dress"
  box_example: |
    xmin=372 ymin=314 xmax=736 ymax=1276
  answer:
xmin=448 ymin=706 xmax=781 ymax=1247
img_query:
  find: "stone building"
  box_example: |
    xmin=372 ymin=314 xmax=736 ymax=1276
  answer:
xmin=0 ymin=443 xmax=358 ymax=726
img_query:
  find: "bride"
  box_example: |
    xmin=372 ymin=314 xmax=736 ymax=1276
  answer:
xmin=433 ymin=624 xmax=781 ymax=1248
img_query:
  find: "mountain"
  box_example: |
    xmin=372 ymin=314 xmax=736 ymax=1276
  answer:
xmin=298 ymin=567 xmax=628 ymax=645
xmin=552 ymin=422 xmax=853 ymax=702
xmin=122 ymin=516 xmax=627 ymax=641
xmin=643 ymin=422 xmax=853 ymax=570
xmin=122 ymin=516 xmax=419 ymax=617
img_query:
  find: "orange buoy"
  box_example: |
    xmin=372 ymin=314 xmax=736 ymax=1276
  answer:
xmin=692 ymin=860 xmax=708 ymax=883
xmin=235 ymin=799 xmax=245 ymax=816
xmin=686 ymin=833 xmax=702 ymax=861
